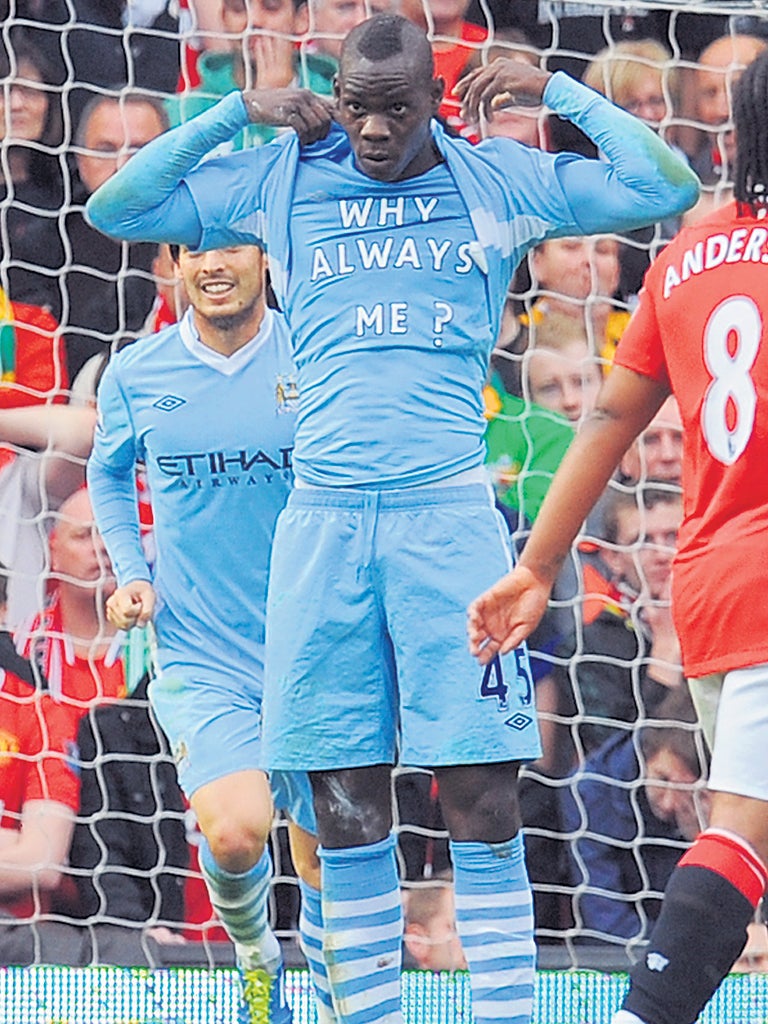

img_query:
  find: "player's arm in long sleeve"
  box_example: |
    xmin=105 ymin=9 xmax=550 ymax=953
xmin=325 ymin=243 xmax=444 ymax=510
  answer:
xmin=87 ymin=364 xmax=152 ymax=603
xmin=457 ymin=61 xmax=699 ymax=233
xmin=85 ymin=89 xmax=334 ymax=246
xmin=85 ymin=92 xmax=250 ymax=246
xmin=545 ymin=73 xmax=698 ymax=230
xmin=467 ymin=364 xmax=670 ymax=663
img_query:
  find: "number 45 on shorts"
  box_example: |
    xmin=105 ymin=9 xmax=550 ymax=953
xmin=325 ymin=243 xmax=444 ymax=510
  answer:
xmin=479 ymin=649 xmax=534 ymax=711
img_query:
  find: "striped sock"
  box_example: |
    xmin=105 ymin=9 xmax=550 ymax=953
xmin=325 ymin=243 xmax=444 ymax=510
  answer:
xmin=320 ymin=832 xmax=403 ymax=1024
xmin=199 ymin=839 xmax=281 ymax=973
xmin=451 ymin=833 xmax=535 ymax=1024
xmin=299 ymin=878 xmax=337 ymax=1024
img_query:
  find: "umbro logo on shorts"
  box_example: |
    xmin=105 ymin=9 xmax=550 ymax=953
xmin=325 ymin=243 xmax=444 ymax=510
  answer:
xmin=154 ymin=394 xmax=186 ymax=412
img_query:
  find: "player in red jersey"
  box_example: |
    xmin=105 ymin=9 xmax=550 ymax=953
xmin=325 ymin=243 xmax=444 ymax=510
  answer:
xmin=467 ymin=50 xmax=768 ymax=1024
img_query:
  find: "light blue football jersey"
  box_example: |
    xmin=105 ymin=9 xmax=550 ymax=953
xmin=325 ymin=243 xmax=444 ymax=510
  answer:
xmin=173 ymin=86 xmax=696 ymax=489
xmin=186 ymin=147 xmax=565 ymax=489
xmin=88 ymin=307 xmax=298 ymax=683
xmin=85 ymin=73 xmax=699 ymax=491
xmin=283 ymin=159 xmax=493 ymax=488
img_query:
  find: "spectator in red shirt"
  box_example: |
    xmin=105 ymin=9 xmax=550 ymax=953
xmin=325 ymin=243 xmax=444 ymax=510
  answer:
xmin=0 ymin=670 xmax=78 ymax=928
xmin=0 ymin=558 xmax=80 ymax=964
xmin=402 ymin=0 xmax=487 ymax=137
xmin=0 ymin=287 xmax=68 ymax=408
xmin=16 ymin=486 xmax=128 ymax=734
xmin=0 ymin=562 xmax=77 ymax=930
xmin=0 ymin=566 xmax=77 ymax=966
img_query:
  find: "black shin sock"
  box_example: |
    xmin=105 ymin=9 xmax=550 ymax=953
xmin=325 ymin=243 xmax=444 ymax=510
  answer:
xmin=622 ymin=865 xmax=755 ymax=1024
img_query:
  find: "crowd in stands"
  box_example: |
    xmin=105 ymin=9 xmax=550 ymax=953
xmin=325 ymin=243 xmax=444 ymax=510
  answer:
xmin=1 ymin=0 xmax=767 ymax=972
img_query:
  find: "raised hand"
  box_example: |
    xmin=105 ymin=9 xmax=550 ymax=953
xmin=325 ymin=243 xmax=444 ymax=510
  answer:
xmin=250 ymin=34 xmax=297 ymax=91
xmin=467 ymin=565 xmax=552 ymax=664
xmin=639 ymin=579 xmax=682 ymax=686
xmin=242 ymin=88 xmax=336 ymax=146
xmin=456 ymin=58 xmax=552 ymax=127
xmin=107 ymin=580 xmax=156 ymax=631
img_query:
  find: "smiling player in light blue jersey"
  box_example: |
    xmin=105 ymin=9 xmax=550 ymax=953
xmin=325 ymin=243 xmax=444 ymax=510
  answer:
xmin=86 ymin=15 xmax=699 ymax=1024
xmin=93 ymin=303 xmax=295 ymax=685
xmin=87 ymin=244 xmax=336 ymax=1024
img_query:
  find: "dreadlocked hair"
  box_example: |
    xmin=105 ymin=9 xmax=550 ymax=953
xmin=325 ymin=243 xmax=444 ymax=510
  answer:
xmin=733 ymin=49 xmax=768 ymax=213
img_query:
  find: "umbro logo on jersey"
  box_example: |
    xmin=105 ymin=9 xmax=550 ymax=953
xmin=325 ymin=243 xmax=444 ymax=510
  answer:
xmin=154 ymin=395 xmax=186 ymax=412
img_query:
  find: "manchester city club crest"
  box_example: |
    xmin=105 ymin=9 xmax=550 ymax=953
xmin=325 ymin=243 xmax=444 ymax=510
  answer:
xmin=275 ymin=373 xmax=299 ymax=413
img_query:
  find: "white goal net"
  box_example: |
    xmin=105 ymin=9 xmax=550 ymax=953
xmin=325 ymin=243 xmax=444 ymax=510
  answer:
xmin=0 ymin=0 xmax=760 ymax=971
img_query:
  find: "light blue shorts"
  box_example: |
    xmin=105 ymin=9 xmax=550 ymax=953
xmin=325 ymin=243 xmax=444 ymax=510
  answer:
xmin=263 ymin=482 xmax=542 ymax=771
xmin=148 ymin=665 xmax=316 ymax=835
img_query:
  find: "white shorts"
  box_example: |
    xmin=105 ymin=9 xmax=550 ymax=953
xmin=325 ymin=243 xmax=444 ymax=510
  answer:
xmin=689 ymin=663 xmax=768 ymax=801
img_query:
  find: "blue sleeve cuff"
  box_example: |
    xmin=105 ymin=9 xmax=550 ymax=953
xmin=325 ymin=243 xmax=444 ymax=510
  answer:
xmin=542 ymin=71 xmax=603 ymax=118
